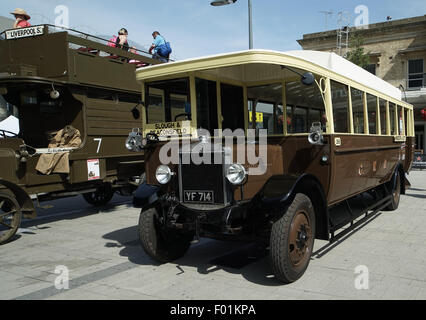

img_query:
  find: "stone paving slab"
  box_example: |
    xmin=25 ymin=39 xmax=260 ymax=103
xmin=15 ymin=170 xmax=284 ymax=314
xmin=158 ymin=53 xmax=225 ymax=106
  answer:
xmin=0 ymin=171 xmax=425 ymax=300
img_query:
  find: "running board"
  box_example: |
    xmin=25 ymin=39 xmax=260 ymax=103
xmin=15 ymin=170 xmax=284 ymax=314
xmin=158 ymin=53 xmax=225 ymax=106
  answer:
xmin=328 ymin=192 xmax=392 ymax=242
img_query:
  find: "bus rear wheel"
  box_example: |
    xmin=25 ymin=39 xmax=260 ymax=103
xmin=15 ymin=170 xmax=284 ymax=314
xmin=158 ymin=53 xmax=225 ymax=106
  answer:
xmin=139 ymin=207 xmax=193 ymax=263
xmin=385 ymin=170 xmax=401 ymax=211
xmin=270 ymin=193 xmax=315 ymax=283
xmin=0 ymin=192 xmax=22 ymax=245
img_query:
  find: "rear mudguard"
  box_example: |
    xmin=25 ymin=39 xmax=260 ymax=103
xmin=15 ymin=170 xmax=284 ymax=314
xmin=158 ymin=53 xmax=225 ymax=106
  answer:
xmin=0 ymin=179 xmax=36 ymax=219
xmin=253 ymin=173 xmax=329 ymax=241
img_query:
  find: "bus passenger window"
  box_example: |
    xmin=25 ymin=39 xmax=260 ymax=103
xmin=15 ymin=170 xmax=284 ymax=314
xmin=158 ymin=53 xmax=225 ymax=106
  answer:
xmin=293 ymin=107 xmax=308 ymax=133
xmin=351 ymin=88 xmax=364 ymax=134
xmin=404 ymin=108 xmax=408 ymax=136
xmin=379 ymin=99 xmax=387 ymax=135
xmin=196 ymin=78 xmax=218 ymax=134
xmin=331 ymin=81 xmax=349 ymax=133
xmin=247 ymin=84 xmax=284 ymax=135
xmin=286 ymin=80 xmax=324 ymax=134
xmin=389 ymin=103 xmax=396 ymax=135
xmin=398 ymin=106 xmax=404 ymax=135
xmin=286 ymin=106 xmax=293 ymax=133
xmin=367 ymin=94 xmax=377 ymax=134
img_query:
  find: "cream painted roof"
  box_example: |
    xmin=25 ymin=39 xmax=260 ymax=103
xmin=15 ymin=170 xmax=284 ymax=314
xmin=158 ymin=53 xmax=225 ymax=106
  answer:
xmin=136 ymin=49 xmax=403 ymax=102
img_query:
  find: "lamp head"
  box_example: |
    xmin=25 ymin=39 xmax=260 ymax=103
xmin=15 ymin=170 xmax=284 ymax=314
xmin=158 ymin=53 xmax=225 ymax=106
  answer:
xmin=210 ymin=0 xmax=237 ymax=6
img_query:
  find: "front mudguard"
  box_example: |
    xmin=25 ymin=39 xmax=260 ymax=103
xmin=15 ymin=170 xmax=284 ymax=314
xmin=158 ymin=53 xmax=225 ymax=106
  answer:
xmin=0 ymin=179 xmax=35 ymax=219
xmin=253 ymin=173 xmax=329 ymax=241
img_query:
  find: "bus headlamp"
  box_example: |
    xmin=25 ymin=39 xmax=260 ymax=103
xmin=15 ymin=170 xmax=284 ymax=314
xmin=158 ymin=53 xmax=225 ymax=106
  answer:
xmin=156 ymin=165 xmax=173 ymax=185
xmin=226 ymin=163 xmax=247 ymax=185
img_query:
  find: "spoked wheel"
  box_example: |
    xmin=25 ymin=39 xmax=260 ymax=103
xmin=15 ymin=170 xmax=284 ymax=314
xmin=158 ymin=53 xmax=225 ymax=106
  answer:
xmin=270 ymin=193 xmax=315 ymax=283
xmin=385 ymin=170 xmax=401 ymax=211
xmin=0 ymin=192 xmax=22 ymax=245
xmin=82 ymin=185 xmax=115 ymax=206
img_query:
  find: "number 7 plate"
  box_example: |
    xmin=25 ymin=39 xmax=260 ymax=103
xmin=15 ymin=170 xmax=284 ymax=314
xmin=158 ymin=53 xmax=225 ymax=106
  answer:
xmin=184 ymin=190 xmax=214 ymax=204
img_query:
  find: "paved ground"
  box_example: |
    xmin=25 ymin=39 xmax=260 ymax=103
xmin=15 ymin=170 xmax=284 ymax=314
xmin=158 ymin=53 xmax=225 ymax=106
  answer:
xmin=1 ymin=171 xmax=425 ymax=300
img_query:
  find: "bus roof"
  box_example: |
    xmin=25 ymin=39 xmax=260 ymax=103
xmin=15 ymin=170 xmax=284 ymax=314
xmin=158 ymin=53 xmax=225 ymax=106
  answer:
xmin=136 ymin=49 xmax=403 ymax=103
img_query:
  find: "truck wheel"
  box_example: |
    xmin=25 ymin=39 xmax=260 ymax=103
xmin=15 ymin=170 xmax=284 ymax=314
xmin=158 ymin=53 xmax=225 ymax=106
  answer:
xmin=385 ymin=170 xmax=401 ymax=211
xmin=82 ymin=186 xmax=114 ymax=206
xmin=139 ymin=207 xmax=193 ymax=263
xmin=0 ymin=192 xmax=22 ymax=245
xmin=270 ymin=193 xmax=315 ymax=283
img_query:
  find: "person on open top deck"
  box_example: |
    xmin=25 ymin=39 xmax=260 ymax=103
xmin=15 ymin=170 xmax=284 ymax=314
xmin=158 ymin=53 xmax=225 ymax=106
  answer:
xmin=149 ymin=31 xmax=169 ymax=62
xmin=11 ymin=8 xmax=31 ymax=29
xmin=115 ymin=28 xmax=130 ymax=52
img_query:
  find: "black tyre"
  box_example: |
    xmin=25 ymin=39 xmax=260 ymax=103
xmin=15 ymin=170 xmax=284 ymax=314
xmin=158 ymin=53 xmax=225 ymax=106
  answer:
xmin=0 ymin=192 xmax=22 ymax=245
xmin=270 ymin=193 xmax=315 ymax=283
xmin=385 ymin=170 xmax=401 ymax=211
xmin=82 ymin=186 xmax=114 ymax=206
xmin=139 ymin=207 xmax=193 ymax=263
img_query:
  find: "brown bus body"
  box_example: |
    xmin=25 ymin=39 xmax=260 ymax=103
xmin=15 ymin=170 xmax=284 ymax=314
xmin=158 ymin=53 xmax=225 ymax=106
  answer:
xmin=130 ymin=50 xmax=415 ymax=283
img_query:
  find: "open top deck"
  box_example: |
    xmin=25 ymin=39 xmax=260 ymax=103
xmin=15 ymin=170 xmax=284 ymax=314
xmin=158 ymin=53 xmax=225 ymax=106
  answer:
xmin=0 ymin=24 xmax=160 ymax=92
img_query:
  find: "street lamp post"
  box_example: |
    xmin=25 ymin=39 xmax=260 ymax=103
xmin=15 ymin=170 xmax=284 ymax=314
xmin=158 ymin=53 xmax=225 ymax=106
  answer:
xmin=210 ymin=0 xmax=253 ymax=49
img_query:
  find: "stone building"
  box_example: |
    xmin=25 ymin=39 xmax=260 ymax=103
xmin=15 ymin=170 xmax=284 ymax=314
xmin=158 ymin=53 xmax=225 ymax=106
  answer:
xmin=298 ymin=15 xmax=426 ymax=152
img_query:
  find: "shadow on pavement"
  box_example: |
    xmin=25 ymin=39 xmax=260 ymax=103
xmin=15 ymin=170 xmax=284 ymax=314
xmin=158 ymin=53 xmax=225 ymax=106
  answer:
xmin=21 ymin=199 xmax=134 ymax=229
xmin=404 ymin=193 xmax=426 ymax=199
xmin=102 ymin=225 xmax=282 ymax=287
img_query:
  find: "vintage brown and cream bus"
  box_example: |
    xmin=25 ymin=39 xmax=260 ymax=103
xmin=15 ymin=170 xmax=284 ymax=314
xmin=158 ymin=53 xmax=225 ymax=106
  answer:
xmin=126 ymin=50 xmax=415 ymax=283
xmin=0 ymin=25 xmax=161 ymax=244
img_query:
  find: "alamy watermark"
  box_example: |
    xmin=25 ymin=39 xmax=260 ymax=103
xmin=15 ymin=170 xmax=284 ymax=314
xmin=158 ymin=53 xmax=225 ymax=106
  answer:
xmin=158 ymin=128 xmax=268 ymax=176
xmin=54 ymin=265 xmax=70 ymax=290
xmin=354 ymin=5 xmax=369 ymax=29
xmin=354 ymin=265 xmax=369 ymax=290
xmin=54 ymin=5 xmax=69 ymax=29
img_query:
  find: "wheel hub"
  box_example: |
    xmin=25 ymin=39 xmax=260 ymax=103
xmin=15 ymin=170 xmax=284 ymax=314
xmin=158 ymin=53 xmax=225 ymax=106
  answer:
xmin=296 ymin=225 xmax=309 ymax=250
xmin=288 ymin=210 xmax=312 ymax=267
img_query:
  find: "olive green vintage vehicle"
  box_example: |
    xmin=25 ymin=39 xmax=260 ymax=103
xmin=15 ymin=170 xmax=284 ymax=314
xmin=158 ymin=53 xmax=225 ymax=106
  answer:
xmin=0 ymin=25 xmax=161 ymax=244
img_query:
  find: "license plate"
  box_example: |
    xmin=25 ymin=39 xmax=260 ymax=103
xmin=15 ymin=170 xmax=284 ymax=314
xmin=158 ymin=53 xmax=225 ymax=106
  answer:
xmin=184 ymin=190 xmax=214 ymax=204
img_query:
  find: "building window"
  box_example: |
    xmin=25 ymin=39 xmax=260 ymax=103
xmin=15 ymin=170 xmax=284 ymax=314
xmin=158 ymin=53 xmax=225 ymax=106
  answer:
xmin=365 ymin=64 xmax=376 ymax=75
xmin=408 ymin=59 xmax=424 ymax=88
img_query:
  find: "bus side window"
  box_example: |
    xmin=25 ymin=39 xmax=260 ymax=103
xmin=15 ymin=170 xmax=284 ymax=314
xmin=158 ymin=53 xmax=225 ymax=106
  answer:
xmin=379 ymin=99 xmax=387 ymax=135
xmin=351 ymin=88 xmax=364 ymax=134
xmin=247 ymin=83 xmax=284 ymax=135
xmin=331 ymin=81 xmax=350 ymax=133
xmin=389 ymin=103 xmax=396 ymax=135
xmin=367 ymin=93 xmax=377 ymax=134
xmin=404 ymin=108 xmax=409 ymax=136
xmin=286 ymin=80 xmax=324 ymax=134
xmin=398 ymin=106 xmax=404 ymax=136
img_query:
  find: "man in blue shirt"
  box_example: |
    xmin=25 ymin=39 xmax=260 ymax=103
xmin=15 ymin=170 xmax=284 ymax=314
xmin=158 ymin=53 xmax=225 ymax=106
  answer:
xmin=149 ymin=31 xmax=169 ymax=62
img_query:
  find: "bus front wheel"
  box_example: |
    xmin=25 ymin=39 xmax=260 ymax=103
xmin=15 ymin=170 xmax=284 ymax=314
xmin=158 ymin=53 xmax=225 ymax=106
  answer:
xmin=270 ymin=193 xmax=315 ymax=283
xmin=138 ymin=207 xmax=193 ymax=263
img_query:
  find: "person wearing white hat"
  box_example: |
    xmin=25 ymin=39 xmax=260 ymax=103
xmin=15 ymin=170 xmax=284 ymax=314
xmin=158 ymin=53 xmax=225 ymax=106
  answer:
xmin=11 ymin=8 xmax=31 ymax=29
